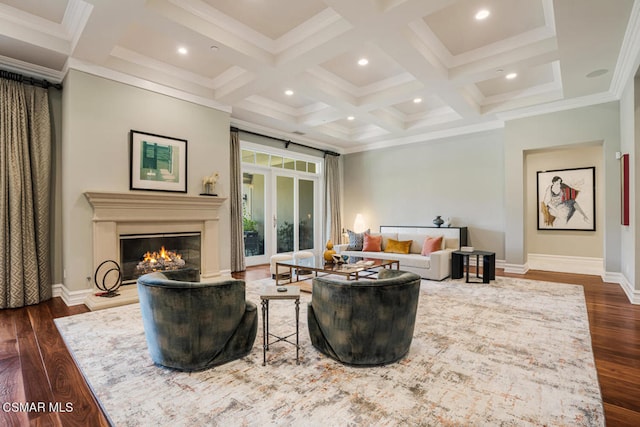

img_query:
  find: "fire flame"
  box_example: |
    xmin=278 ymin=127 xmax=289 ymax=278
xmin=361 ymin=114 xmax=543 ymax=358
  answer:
xmin=137 ymin=246 xmax=185 ymax=273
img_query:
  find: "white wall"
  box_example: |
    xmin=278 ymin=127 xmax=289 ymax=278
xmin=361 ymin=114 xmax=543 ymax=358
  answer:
xmin=504 ymin=102 xmax=621 ymax=274
xmin=619 ymin=76 xmax=636 ymax=289
xmin=61 ymin=70 xmax=231 ymax=292
xmin=343 ymin=129 xmax=506 ymax=259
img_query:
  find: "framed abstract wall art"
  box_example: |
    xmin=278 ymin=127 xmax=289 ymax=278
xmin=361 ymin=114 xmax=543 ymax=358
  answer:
xmin=130 ymin=130 xmax=187 ymax=193
xmin=537 ymin=166 xmax=595 ymax=231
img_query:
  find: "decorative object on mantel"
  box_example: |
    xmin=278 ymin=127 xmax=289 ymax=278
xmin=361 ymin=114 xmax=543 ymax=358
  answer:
xmin=201 ymin=171 xmax=219 ymax=196
xmin=323 ymin=240 xmax=336 ymax=262
xmin=94 ymin=260 xmax=122 ymax=297
xmin=433 ymin=216 xmax=444 ymax=227
xmin=443 ymin=217 xmax=451 ymax=227
xmin=130 ymin=130 xmax=187 ymax=193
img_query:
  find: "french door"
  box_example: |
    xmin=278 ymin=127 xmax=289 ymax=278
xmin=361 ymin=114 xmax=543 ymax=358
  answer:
xmin=241 ymin=147 xmax=322 ymax=266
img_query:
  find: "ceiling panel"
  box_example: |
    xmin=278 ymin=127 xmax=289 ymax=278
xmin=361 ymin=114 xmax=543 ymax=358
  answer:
xmin=202 ymin=0 xmax=328 ymax=39
xmin=424 ymin=0 xmax=546 ymax=56
xmin=0 ymin=34 xmax=67 ymax=71
xmin=475 ymin=63 xmax=556 ymax=97
xmin=117 ymin=23 xmax=234 ymax=80
xmin=1 ymin=0 xmax=67 ymax=23
xmin=320 ymin=44 xmax=408 ymax=88
xmin=392 ymin=95 xmax=447 ymax=116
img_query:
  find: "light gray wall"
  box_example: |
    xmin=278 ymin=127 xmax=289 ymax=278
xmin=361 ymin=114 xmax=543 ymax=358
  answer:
xmin=61 ymin=70 xmax=231 ymax=292
xmin=504 ymin=102 xmax=621 ymax=272
xmin=343 ymin=129 xmax=506 ymax=259
xmin=49 ymin=88 xmax=63 ymax=284
xmin=619 ymin=75 xmax=636 ymax=287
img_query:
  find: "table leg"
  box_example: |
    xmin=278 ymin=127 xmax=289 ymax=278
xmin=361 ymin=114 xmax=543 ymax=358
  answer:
xmin=465 ymin=255 xmax=470 ymax=283
xmin=261 ymin=299 xmax=267 ymax=366
xmin=295 ymin=298 xmax=300 ymax=365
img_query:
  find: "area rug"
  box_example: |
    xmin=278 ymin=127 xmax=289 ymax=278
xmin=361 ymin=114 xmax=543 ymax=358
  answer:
xmin=54 ymin=277 xmax=604 ymax=426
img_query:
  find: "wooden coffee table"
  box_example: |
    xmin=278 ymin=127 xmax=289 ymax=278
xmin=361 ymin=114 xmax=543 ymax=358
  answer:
xmin=275 ymin=255 xmax=400 ymax=287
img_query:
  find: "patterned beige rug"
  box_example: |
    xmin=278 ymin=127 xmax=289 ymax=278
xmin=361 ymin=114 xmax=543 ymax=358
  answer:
xmin=55 ymin=277 xmax=604 ymax=426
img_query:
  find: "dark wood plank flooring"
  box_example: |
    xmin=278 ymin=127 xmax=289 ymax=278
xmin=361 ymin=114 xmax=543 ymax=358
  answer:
xmin=1 ymin=266 xmax=638 ymax=426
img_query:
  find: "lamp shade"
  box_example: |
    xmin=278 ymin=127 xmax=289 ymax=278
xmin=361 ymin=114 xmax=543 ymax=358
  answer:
xmin=353 ymin=214 xmax=366 ymax=233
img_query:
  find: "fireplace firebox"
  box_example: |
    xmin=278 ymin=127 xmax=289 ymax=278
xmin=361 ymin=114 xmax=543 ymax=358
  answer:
xmin=120 ymin=232 xmax=201 ymax=284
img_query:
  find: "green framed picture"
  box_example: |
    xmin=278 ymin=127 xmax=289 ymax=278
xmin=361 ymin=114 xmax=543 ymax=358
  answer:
xmin=129 ymin=130 xmax=187 ymax=193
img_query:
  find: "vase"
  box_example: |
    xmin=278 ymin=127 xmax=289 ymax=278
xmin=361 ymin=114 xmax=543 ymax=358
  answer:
xmin=323 ymin=240 xmax=336 ymax=262
xmin=433 ymin=216 xmax=444 ymax=228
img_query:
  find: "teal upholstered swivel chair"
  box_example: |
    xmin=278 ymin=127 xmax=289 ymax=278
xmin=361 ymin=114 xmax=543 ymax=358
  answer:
xmin=137 ymin=270 xmax=257 ymax=371
xmin=307 ymin=269 xmax=421 ymax=366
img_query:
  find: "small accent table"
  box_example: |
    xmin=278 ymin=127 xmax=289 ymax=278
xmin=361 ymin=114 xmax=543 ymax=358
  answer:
xmin=451 ymin=250 xmax=496 ymax=283
xmin=259 ymin=285 xmax=300 ymax=366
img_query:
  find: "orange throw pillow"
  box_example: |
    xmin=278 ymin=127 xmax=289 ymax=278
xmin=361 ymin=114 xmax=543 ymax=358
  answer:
xmin=384 ymin=238 xmax=412 ymax=254
xmin=362 ymin=233 xmax=382 ymax=252
xmin=421 ymin=236 xmax=443 ymax=255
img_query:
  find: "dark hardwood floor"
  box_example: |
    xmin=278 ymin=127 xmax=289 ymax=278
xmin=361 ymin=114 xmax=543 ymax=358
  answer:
xmin=1 ymin=266 xmax=639 ymax=426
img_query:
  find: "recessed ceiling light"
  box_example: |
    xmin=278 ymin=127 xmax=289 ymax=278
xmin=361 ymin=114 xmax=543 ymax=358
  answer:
xmin=347 ymin=116 xmax=355 ymax=121
xmin=210 ymin=45 xmax=219 ymax=52
xmin=475 ymin=9 xmax=490 ymax=20
xmin=178 ymin=47 xmax=188 ymax=55
xmin=413 ymin=97 xmax=422 ymax=104
xmin=358 ymin=58 xmax=369 ymax=66
xmin=505 ymin=73 xmax=517 ymax=80
xmin=284 ymin=89 xmax=294 ymax=96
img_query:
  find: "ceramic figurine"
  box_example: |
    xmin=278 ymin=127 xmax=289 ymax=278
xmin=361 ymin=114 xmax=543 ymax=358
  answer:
xmin=323 ymin=240 xmax=336 ymax=262
xmin=433 ymin=216 xmax=444 ymax=227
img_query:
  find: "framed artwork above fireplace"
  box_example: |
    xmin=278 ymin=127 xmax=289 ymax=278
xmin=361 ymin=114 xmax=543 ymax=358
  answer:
xmin=130 ymin=129 xmax=187 ymax=193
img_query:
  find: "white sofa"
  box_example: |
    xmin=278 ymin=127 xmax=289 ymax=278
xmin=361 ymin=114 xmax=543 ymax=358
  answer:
xmin=335 ymin=226 xmax=466 ymax=281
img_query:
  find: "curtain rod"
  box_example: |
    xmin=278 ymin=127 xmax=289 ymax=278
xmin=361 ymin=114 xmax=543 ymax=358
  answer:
xmin=231 ymin=127 xmax=340 ymax=157
xmin=0 ymin=69 xmax=63 ymax=90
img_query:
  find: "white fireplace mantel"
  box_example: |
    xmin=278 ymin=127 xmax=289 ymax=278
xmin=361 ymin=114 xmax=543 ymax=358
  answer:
xmin=84 ymin=191 xmax=228 ymax=310
xmin=85 ymin=191 xmax=227 ymax=221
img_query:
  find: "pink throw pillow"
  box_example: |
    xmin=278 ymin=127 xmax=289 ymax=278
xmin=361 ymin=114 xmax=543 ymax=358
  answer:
xmin=421 ymin=236 xmax=443 ymax=255
xmin=362 ymin=233 xmax=382 ymax=252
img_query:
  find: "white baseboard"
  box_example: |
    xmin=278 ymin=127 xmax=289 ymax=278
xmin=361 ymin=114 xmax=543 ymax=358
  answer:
xmin=503 ymin=263 xmax=530 ymax=275
xmin=604 ymin=272 xmax=640 ymax=305
xmin=527 ymin=253 xmax=603 ymax=276
xmin=52 ymin=283 xmax=93 ymax=306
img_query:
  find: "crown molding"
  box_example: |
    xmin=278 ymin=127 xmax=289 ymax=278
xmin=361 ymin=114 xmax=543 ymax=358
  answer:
xmin=610 ymin=0 xmax=640 ymax=98
xmin=0 ymin=54 xmax=64 ymax=82
xmin=495 ymin=91 xmax=618 ymax=122
xmin=66 ymin=58 xmax=232 ymax=113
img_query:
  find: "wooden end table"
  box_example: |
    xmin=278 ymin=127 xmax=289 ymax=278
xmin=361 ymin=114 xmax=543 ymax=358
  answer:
xmin=259 ymin=285 xmax=300 ymax=366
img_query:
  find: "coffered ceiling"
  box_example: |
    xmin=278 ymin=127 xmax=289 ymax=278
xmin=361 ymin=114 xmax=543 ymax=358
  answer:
xmin=0 ymin=0 xmax=638 ymax=153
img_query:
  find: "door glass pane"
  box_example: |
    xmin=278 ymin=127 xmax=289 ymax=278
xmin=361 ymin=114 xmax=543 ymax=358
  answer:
xmin=242 ymin=172 xmax=265 ymax=257
xmin=270 ymin=155 xmax=283 ymax=168
xmin=276 ymin=176 xmax=294 ymax=253
xmin=283 ymin=158 xmax=295 ymax=170
xmin=299 ymin=179 xmax=314 ymax=250
xmin=241 ymin=150 xmax=255 ymax=164
xmin=256 ymin=152 xmax=270 ymax=167
xmin=296 ymin=160 xmax=306 ymax=172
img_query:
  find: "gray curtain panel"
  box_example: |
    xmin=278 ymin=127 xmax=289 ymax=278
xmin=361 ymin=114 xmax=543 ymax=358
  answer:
xmin=324 ymin=154 xmax=342 ymax=245
xmin=230 ymin=128 xmax=246 ymax=272
xmin=0 ymin=79 xmax=52 ymax=308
